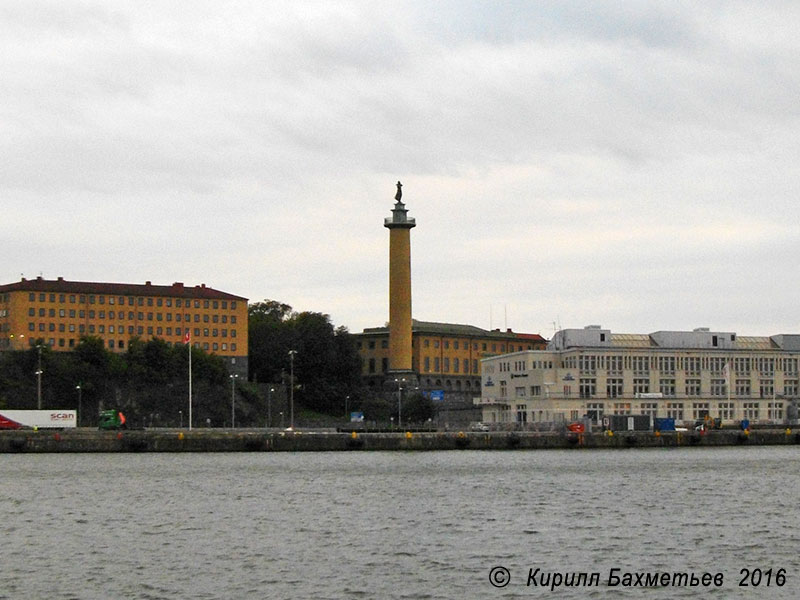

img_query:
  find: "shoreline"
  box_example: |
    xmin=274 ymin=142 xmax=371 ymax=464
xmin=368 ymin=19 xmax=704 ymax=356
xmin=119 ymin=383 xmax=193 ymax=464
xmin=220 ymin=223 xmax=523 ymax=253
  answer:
xmin=1 ymin=427 xmax=798 ymax=453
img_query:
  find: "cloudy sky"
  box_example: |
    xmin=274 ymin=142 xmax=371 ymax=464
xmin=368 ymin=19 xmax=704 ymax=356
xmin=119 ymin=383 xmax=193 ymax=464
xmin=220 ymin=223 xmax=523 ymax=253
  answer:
xmin=3 ymin=1 xmax=799 ymax=338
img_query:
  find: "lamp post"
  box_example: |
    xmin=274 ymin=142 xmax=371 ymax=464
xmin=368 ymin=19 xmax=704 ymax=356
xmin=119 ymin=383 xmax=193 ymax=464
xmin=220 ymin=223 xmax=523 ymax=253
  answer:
xmin=179 ymin=410 xmax=183 ymax=429
xmin=345 ymin=395 xmax=350 ymax=422
xmin=230 ymin=373 xmax=238 ymax=428
xmin=75 ymin=384 xmax=82 ymax=427
xmin=267 ymin=387 xmax=275 ymax=428
xmin=288 ymin=350 xmax=297 ymax=429
xmin=36 ymin=344 xmax=43 ymax=409
xmin=395 ymin=377 xmax=405 ymax=429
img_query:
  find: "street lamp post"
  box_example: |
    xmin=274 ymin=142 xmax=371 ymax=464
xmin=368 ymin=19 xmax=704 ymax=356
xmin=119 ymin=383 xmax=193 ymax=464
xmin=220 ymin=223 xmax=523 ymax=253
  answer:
xmin=395 ymin=378 xmax=405 ymax=429
xmin=345 ymin=395 xmax=350 ymax=421
xmin=288 ymin=350 xmax=297 ymax=429
xmin=179 ymin=410 xmax=183 ymax=428
xmin=75 ymin=384 xmax=82 ymax=427
xmin=36 ymin=344 xmax=43 ymax=409
xmin=267 ymin=387 xmax=275 ymax=428
xmin=230 ymin=374 xmax=238 ymax=428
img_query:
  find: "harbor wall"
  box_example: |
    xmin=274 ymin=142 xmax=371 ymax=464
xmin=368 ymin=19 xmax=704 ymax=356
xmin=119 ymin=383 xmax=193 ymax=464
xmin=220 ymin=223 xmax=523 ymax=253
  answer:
xmin=2 ymin=428 xmax=800 ymax=453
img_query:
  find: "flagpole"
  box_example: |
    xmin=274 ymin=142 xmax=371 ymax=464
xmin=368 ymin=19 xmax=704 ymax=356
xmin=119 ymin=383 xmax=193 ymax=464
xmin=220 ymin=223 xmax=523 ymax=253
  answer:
xmin=188 ymin=334 xmax=193 ymax=431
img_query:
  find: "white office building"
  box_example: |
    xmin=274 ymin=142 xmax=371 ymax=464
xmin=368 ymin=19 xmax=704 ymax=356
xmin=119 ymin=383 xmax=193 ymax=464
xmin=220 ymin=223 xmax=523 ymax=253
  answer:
xmin=477 ymin=326 xmax=800 ymax=427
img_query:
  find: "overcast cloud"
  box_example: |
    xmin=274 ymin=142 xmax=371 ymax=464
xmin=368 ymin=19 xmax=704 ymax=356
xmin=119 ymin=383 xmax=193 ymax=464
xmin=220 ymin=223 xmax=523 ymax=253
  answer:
xmin=2 ymin=1 xmax=799 ymax=337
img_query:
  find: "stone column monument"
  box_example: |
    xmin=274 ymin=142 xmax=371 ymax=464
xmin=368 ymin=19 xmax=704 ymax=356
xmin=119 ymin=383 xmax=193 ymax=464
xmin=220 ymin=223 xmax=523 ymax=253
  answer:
xmin=384 ymin=182 xmax=417 ymax=384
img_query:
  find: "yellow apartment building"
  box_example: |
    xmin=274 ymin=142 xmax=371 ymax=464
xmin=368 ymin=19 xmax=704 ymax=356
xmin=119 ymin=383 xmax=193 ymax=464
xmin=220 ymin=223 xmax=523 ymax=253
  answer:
xmin=355 ymin=320 xmax=547 ymax=395
xmin=0 ymin=277 xmax=248 ymax=376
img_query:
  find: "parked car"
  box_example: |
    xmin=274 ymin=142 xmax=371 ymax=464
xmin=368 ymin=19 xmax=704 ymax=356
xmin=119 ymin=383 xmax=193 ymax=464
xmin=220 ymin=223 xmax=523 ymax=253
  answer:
xmin=469 ymin=422 xmax=490 ymax=432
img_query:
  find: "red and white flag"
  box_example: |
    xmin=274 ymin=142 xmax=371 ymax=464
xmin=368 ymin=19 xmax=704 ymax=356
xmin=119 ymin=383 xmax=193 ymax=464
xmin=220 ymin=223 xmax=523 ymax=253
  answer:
xmin=184 ymin=330 xmax=191 ymax=344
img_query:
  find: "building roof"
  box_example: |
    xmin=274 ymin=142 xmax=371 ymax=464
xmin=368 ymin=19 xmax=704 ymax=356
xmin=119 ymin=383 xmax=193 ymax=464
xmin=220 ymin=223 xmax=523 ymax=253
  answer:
xmin=359 ymin=319 xmax=547 ymax=342
xmin=549 ymin=327 xmax=797 ymax=352
xmin=0 ymin=277 xmax=247 ymax=302
xmin=611 ymin=333 xmax=653 ymax=348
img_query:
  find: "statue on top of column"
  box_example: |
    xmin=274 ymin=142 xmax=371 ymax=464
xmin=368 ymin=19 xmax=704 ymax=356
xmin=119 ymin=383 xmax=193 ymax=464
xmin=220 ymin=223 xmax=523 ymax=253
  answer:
xmin=395 ymin=181 xmax=402 ymax=202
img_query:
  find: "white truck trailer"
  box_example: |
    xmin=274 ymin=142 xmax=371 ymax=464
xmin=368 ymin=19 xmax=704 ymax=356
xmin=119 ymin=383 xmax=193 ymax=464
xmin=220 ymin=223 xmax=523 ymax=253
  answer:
xmin=0 ymin=410 xmax=77 ymax=429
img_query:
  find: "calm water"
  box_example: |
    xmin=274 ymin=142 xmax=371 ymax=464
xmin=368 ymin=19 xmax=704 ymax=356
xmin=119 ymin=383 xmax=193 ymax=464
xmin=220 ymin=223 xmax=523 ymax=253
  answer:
xmin=3 ymin=447 xmax=799 ymax=599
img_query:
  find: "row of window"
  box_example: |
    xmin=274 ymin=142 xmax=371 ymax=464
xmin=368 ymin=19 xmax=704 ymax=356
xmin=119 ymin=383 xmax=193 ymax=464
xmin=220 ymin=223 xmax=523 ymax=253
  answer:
xmin=583 ymin=401 xmax=783 ymax=422
xmin=25 ymin=308 xmax=237 ymax=324
xmin=366 ymin=356 xmax=480 ymax=375
xmin=26 ymin=322 xmax=238 ymax=339
xmin=558 ymin=354 xmax=798 ymax=376
xmin=37 ymin=337 xmax=238 ymax=352
xmin=360 ymin=338 xmax=536 ymax=353
xmin=511 ymin=401 xmax=785 ymax=424
xmin=24 ymin=292 xmax=238 ymax=310
xmin=502 ymin=378 xmax=797 ymax=399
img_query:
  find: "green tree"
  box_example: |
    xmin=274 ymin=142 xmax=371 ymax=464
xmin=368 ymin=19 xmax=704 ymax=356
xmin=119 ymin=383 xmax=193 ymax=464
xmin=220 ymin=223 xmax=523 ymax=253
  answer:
xmin=248 ymin=300 xmax=293 ymax=385
xmin=248 ymin=302 xmax=365 ymax=417
xmin=399 ymin=392 xmax=436 ymax=425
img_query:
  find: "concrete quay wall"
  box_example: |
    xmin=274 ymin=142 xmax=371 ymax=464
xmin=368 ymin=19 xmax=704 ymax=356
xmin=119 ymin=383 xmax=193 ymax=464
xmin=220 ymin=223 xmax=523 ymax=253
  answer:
xmin=2 ymin=428 xmax=800 ymax=453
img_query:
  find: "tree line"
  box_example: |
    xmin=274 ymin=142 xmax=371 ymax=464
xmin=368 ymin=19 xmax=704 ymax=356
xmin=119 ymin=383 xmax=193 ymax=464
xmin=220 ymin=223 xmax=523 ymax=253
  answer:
xmin=0 ymin=299 xmax=435 ymax=426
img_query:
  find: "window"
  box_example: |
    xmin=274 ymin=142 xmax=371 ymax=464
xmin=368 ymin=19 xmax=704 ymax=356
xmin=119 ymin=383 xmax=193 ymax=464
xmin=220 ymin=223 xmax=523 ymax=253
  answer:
xmin=718 ymin=402 xmax=735 ymax=420
xmin=586 ymin=403 xmax=604 ymax=424
xmin=666 ymin=403 xmax=684 ymax=421
xmin=579 ymin=378 xmax=596 ymax=398
xmin=692 ymin=402 xmax=710 ymax=420
xmin=734 ymin=357 xmax=750 ymax=375
xmin=640 ymin=403 xmax=658 ymax=417
xmin=756 ymin=357 xmax=775 ymax=376
xmin=685 ymin=357 xmax=701 ymax=375
xmin=710 ymin=379 xmax=726 ymax=396
xmin=735 ymin=379 xmax=750 ymax=397
xmin=633 ymin=378 xmax=649 ymax=395
xmin=743 ymin=402 xmax=760 ymax=421
xmin=579 ymin=355 xmax=596 ymax=374
xmin=606 ymin=378 xmax=623 ymax=398
xmin=768 ymin=402 xmax=783 ymax=421
xmin=759 ymin=380 xmax=774 ymax=398
xmin=632 ymin=356 xmax=649 ymax=374
xmin=613 ymin=402 xmax=632 ymax=415
xmin=659 ymin=379 xmax=676 ymax=397
xmin=685 ymin=379 xmax=701 ymax=397
xmin=658 ymin=356 xmax=676 ymax=375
